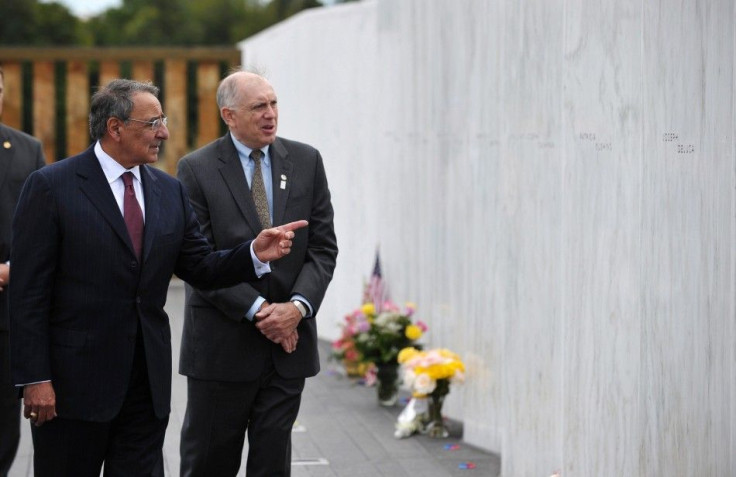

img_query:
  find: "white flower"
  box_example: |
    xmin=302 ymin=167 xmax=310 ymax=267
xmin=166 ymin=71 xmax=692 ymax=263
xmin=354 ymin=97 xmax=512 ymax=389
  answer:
xmin=413 ymin=373 xmax=437 ymax=395
xmin=394 ymin=397 xmax=429 ymax=439
xmin=402 ymin=369 xmax=416 ymax=389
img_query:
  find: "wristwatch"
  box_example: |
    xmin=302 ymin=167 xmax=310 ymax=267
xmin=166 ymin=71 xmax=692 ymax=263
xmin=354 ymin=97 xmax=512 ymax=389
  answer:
xmin=291 ymin=299 xmax=308 ymax=318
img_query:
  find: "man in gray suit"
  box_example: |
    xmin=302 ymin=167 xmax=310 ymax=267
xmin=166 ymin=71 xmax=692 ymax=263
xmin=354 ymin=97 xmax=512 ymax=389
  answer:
xmin=177 ymin=71 xmax=338 ymax=476
xmin=0 ymin=65 xmax=46 ymax=476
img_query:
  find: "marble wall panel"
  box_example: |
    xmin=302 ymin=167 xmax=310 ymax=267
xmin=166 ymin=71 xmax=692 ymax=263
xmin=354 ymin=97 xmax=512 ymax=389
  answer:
xmin=733 ymin=3 xmax=736 ymax=470
xmin=498 ymin=1 xmax=564 ymax=475
xmin=382 ymin=0 xmax=504 ymax=454
xmin=561 ymin=1 xmax=643 ymax=476
xmin=640 ymin=1 xmax=734 ymax=475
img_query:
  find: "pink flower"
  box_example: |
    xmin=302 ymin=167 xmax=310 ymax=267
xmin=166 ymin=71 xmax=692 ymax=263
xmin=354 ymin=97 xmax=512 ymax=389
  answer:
xmin=364 ymin=366 xmax=377 ymax=386
xmin=383 ymin=301 xmax=400 ymax=312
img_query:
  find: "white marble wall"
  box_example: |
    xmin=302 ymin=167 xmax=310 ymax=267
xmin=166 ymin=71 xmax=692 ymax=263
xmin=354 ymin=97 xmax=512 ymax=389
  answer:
xmin=238 ymin=0 xmax=735 ymax=475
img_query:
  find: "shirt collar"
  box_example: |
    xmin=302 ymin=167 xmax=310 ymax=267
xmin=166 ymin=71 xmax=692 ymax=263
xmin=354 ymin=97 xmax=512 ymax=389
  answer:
xmin=94 ymin=141 xmax=142 ymax=184
xmin=230 ymin=132 xmax=271 ymax=166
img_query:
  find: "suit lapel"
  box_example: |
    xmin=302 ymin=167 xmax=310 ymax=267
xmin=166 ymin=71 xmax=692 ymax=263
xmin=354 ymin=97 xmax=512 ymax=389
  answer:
xmin=140 ymin=165 xmax=161 ymax=264
xmin=269 ymin=138 xmax=292 ymax=227
xmin=217 ymin=135 xmax=263 ymax=234
xmin=76 ymin=148 xmax=135 ymax=256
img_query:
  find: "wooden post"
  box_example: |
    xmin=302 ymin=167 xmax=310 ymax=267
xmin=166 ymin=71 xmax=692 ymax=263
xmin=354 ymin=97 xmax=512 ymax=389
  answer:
xmin=132 ymin=61 xmax=154 ymax=83
xmin=1 ymin=62 xmax=23 ymax=130
xmin=163 ymin=59 xmax=187 ymax=175
xmin=99 ymin=60 xmax=120 ymax=87
xmin=32 ymin=61 xmax=56 ymax=163
xmin=196 ymin=61 xmax=221 ymax=148
xmin=66 ymin=60 xmax=90 ymax=156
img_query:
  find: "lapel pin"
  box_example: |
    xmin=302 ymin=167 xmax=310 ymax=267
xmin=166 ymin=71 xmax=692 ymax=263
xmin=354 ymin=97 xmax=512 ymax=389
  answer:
xmin=280 ymin=174 xmax=287 ymax=190
xmin=3 ymin=141 xmax=10 ymax=149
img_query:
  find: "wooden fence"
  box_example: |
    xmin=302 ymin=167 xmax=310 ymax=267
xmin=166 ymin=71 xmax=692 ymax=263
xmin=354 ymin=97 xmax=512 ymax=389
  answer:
xmin=0 ymin=47 xmax=241 ymax=174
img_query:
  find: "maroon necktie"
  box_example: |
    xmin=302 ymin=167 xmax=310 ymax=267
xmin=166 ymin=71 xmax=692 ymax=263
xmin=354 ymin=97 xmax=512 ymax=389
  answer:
xmin=122 ymin=172 xmax=144 ymax=260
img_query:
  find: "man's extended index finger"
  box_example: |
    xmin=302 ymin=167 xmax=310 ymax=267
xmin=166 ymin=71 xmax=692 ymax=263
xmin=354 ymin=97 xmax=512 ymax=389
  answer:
xmin=279 ymin=220 xmax=309 ymax=233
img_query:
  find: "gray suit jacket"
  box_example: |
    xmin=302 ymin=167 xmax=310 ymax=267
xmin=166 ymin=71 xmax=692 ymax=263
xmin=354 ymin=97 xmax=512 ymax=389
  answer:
xmin=177 ymin=134 xmax=337 ymax=381
xmin=0 ymin=123 xmax=45 ymax=331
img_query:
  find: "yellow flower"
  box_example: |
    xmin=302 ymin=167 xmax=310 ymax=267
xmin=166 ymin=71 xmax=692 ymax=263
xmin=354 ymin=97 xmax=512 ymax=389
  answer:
xmin=404 ymin=324 xmax=422 ymax=341
xmin=398 ymin=347 xmax=420 ymax=364
xmin=361 ymin=303 xmax=375 ymax=316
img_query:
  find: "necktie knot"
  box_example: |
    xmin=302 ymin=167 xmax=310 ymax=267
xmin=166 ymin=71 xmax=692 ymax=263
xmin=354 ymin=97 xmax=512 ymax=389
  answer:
xmin=250 ymin=149 xmax=263 ymax=162
xmin=123 ymin=171 xmax=135 ymax=192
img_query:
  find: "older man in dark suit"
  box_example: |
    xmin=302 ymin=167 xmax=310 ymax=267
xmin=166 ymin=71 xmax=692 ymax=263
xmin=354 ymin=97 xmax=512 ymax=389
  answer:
xmin=177 ymin=71 xmax=337 ymax=476
xmin=9 ymin=78 xmax=306 ymax=477
xmin=0 ymin=65 xmax=46 ymax=477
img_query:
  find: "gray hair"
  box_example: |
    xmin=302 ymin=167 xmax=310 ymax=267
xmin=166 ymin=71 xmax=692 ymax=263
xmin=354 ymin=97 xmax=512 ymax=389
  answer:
xmin=89 ymin=79 xmax=159 ymax=140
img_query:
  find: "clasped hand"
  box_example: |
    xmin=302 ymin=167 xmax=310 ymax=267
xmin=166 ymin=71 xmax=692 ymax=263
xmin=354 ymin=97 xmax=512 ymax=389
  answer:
xmin=255 ymin=302 xmax=302 ymax=353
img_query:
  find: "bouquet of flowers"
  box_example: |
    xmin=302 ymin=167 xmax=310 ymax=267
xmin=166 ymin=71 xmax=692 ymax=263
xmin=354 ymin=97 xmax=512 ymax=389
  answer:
xmin=352 ymin=301 xmax=426 ymax=366
xmin=395 ymin=347 xmax=465 ymax=438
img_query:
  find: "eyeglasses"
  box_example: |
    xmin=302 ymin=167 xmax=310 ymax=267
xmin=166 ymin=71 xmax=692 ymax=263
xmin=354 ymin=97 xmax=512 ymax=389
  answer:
xmin=126 ymin=116 xmax=168 ymax=131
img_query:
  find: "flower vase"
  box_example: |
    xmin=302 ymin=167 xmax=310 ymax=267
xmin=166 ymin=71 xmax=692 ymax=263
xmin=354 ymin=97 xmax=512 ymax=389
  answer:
xmin=426 ymin=379 xmax=450 ymax=438
xmin=344 ymin=359 xmax=366 ymax=378
xmin=376 ymin=363 xmax=399 ymax=406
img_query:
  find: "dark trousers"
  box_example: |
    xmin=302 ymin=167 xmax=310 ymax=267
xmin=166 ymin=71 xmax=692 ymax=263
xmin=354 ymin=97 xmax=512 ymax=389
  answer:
xmin=30 ymin=328 xmax=167 ymax=477
xmin=0 ymin=331 xmax=20 ymax=477
xmin=180 ymin=359 xmax=304 ymax=477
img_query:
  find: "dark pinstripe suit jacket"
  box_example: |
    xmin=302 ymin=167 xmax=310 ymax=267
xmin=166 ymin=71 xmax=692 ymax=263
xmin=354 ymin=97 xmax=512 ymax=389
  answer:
xmin=0 ymin=123 xmax=45 ymax=332
xmin=177 ymin=134 xmax=337 ymax=382
xmin=9 ymin=146 xmax=261 ymax=421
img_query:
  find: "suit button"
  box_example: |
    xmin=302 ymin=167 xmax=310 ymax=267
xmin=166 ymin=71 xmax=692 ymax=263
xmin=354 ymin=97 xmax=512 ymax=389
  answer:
xmin=136 ymin=297 xmax=141 ymax=304
xmin=131 ymin=261 xmax=138 ymax=269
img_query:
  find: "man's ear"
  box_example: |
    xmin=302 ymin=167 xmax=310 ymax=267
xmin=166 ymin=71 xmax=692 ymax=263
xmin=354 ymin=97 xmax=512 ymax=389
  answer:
xmin=220 ymin=107 xmax=234 ymax=126
xmin=107 ymin=117 xmax=124 ymax=140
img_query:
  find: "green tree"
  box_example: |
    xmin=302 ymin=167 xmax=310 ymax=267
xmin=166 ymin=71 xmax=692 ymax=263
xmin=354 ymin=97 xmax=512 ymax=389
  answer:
xmin=0 ymin=0 xmax=328 ymax=47
xmin=83 ymin=0 xmax=325 ymax=47
xmin=0 ymin=0 xmax=86 ymax=45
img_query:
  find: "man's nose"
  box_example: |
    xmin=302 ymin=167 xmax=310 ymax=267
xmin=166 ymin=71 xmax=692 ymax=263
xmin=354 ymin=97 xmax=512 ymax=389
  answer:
xmin=157 ymin=124 xmax=169 ymax=140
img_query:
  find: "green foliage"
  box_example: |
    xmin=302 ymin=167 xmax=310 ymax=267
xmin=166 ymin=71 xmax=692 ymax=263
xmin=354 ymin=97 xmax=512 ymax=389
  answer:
xmin=353 ymin=309 xmax=420 ymax=365
xmin=0 ymin=0 xmax=328 ymax=46
xmin=0 ymin=0 xmax=86 ymax=45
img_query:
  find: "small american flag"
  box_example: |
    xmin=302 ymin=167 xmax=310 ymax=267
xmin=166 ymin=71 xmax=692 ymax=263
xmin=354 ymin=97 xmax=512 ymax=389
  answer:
xmin=365 ymin=249 xmax=389 ymax=312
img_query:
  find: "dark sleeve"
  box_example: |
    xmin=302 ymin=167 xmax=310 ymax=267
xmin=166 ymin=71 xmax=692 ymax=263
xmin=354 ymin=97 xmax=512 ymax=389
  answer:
xmin=172 ymin=179 xmax=259 ymax=290
xmin=9 ymin=171 xmax=57 ymax=385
